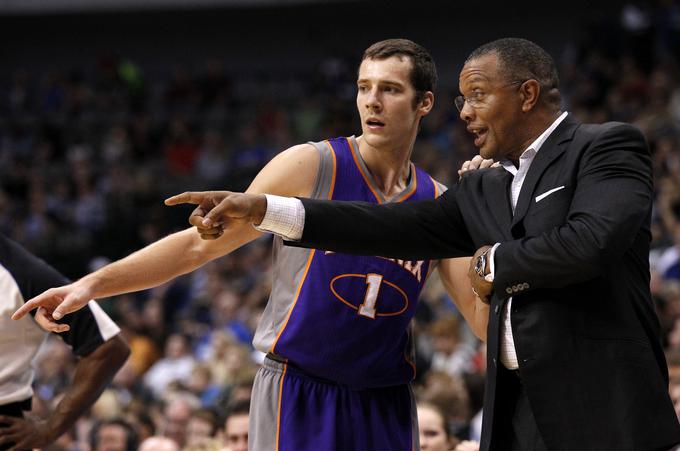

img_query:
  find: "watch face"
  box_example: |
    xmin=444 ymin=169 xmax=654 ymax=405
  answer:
xmin=475 ymin=255 xmax=485 ymax=276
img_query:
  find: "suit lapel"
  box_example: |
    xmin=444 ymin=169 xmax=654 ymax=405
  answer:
xmin=483 ymin=167 xmax=514 ymax=241
xmin=511 ymin=115 xmax=579 ymax=228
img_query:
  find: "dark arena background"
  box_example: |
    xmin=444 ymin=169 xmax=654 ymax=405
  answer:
xmin=1 ymin=0 xmax=679 ymax=449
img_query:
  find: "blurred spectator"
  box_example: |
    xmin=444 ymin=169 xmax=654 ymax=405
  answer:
xmin=417 ymin=401 xmax=458 ymax=451
xmin=417 ymin=371 xmax=471 ymax=440
xmin=159 ymin=393 xmax=199 ymax=448
xmin=186 ymin=408 xmax=220 ymax=446
xmin=144 ymin=333 xmax=196 ymax=397
xmin=89 ymin=418 xmax=138 ymax=451
xmin=454 ymin=440 xmax=481 ymax=451
xmin=222 ymin=399 xmax=249 ymax=451
xmin=139 ymin=435 xmax=180 ymax=451
xmin=657 ymin=224 xmax=680 ymax=281
xmin=429 ymin=316 xmax=476 ymax=377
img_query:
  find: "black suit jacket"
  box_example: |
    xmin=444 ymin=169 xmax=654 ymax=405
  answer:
xmin=293 ymin=115 xmax=680 ymax=451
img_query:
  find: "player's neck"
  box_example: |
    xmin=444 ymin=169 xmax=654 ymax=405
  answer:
xmin=356 ymin=135 xmax=414 ymax=198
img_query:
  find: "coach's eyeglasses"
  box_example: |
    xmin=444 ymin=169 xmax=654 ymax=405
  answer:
xmin=454 ymin=80 xmax=526 ymax=112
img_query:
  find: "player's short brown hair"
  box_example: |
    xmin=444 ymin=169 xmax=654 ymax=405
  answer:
xmin=362 ymin=38 xmax=437 ymax=107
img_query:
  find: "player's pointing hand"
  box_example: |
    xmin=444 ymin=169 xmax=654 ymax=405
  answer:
xmin=12 ymin=282 xmax=93 ymax=323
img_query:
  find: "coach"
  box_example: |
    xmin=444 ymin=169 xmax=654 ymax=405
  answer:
xmin=237 ymin=38 xmax=680 ymax=450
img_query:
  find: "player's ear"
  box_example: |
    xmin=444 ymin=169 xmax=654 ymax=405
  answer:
xmin=417 ymin=91 xmax=434 ymax=116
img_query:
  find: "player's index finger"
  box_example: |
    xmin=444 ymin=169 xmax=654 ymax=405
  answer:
xmin=11 ymin=297 xmax=42 ymax=320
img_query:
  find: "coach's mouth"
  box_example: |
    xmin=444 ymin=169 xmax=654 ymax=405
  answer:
xmin=468 ymin=126 xmax=488 ymax=148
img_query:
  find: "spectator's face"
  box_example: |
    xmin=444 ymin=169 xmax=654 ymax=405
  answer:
xmin=95 ymin=424 xmax=128 ymax=451
xmin=356 ymin=56 xmax=432 ymax=152
xmin=139 ymin=436 xmax=180 ymax=451
xmin=186 ymin=417 xmax=214 ymax=445
xmin=165 ymin=334 xmax=187 ymax=359
xmin=458 ymin=53 xmax=526 ymax=161
xmin=433 ymin=334 xmax=459 ymax=354
xmin=163 ymin=400 xmax=193 ymax=447
xmin=418 ymin=406 xmax=450 ymax=451
xmin=224 ymin=413 xmax=249 ymax=451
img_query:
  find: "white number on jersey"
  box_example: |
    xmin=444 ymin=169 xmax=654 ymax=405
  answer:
xmin=358 ymin=273 xmax=383 ymax=319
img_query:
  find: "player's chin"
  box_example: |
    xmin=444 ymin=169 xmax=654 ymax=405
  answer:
xmin=363 ymin=130 xmax=391 ymax=146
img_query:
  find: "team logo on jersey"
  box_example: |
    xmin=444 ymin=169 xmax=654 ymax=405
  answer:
xmin=325 ymin=252 xmax=426 ymax=282
xmin=329 ymin=273 xmax=409 ymax=319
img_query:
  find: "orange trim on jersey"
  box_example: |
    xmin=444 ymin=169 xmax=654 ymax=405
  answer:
xmin=404 ymin=328 xmax=417 ymax=381
xmin=325 ymin=139 xmax=338 ymax=200
xmin=430 ymin=175 xmax=440 ymax=198
xmin=394 ymin=162 xmax=418 ymax=203
xmin=275 ymin=363 xmax=288 ymax=451
xmin=329 ymin=273 xmax=409 ymax=317
xmin=404 ymin=350 xmax=417 ymax=380
xmin=346 ymin=137 xmax=383 ymax=203
xmin=270 ymin=250 xmax=316 ymax=353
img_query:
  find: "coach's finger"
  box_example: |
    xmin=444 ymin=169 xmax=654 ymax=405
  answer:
xmin=189 ymin=206 xmax=208 ymax=228
xmin=201 ymin=198 xmax=237 ymax=227
xmin=165 ymin=192 xmax=209 ymax=206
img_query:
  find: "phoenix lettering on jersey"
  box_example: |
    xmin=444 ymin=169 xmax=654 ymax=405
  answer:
xmin=324 ymin=251 xmax=424 ymax=282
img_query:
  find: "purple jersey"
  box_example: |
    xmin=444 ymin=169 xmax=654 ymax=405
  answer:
xmin=253 ymin=136 xmax=441 ymax=389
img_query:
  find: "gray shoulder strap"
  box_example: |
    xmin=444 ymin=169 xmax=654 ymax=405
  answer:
xmin=308 ymin=140 xmax=336 ymax=200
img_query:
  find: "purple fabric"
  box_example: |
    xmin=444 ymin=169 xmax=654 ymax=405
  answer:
xmin=273 ymin=137 xmax=438 ymax=388
xmin=278 ymin=363 xmax=414 ymax=451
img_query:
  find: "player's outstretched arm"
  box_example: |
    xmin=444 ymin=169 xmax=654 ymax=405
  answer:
xmin=0 ymin=335 xmax=129 ymax=448
xmin=13 ymin=144 xmax=320 ymax=323
xmin=12 ymin=227 xmax=224 ymax=322
xmin=438 ymin=257 xmax=489 ymax=341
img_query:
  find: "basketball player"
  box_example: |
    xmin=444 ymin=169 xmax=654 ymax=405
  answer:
xmin=15 ymin=39 xmax=489 ymax=450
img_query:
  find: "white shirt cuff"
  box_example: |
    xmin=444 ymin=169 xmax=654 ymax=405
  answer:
xmin=486 ymin=243 xmax=501 ymax=282
xmin=253 ymin=194 xmax=305 ymax=241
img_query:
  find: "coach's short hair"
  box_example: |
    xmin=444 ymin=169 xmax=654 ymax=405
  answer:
xmin=362 ymin=38 xmax=437 ymax=107
xmin=467 ymin=37 xmax=559 ymax=93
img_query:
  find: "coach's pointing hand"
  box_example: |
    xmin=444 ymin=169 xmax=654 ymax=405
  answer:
xmin=165 ymin=191 xmax=268 ymax=240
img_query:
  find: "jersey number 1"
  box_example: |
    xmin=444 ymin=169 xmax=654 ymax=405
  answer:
xmin=358 ymin=273 xmax=383 ymax=319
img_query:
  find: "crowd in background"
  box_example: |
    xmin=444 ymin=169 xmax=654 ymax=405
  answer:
xmin=1 ymin=1 xmax=680 ymax=449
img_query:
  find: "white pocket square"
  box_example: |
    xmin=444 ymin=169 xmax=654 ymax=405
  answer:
xmin=535 ymin=185 xmax=565 ymax=203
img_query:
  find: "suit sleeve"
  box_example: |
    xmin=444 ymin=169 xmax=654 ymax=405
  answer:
xmin=295 ymin=184 xmax=476 ymax=259
xmin=493 ymin=124 xmax=653 ymax=296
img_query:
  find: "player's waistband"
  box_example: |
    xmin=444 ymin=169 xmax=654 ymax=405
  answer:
xmin=265 ymin=353 xmax=376 ymax=389
xmin=263 ymin=353 xmax=410 ymax=391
